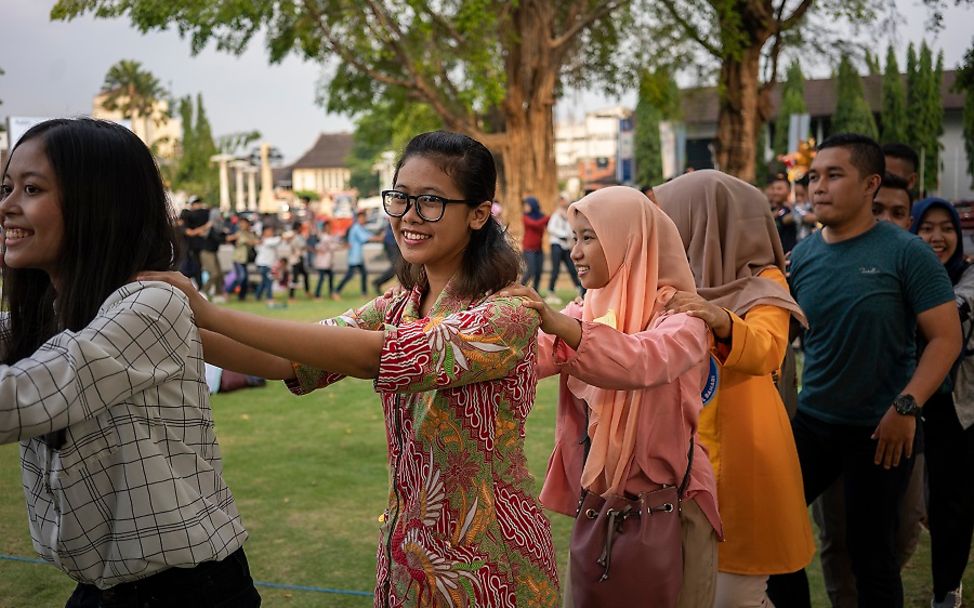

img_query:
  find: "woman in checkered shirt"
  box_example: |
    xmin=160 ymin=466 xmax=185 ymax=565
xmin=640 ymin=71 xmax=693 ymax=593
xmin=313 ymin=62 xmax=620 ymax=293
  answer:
xmin=0 ymin=118 xmax=260 ymax=607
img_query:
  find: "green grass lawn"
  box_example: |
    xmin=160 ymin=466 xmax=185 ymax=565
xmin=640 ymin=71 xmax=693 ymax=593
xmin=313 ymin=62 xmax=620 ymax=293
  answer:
xmin=0 ymin=292 xmax=971 ymax=606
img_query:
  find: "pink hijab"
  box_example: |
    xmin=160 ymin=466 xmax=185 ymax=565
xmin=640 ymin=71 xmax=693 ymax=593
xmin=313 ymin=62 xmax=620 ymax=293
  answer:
xmin=568 ymin=186 xmax=698 ymax=495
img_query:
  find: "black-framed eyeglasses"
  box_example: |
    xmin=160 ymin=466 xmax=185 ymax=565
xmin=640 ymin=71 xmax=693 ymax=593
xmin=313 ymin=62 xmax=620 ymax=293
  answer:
xmin=381 ymin=190 xmax=475 ymax=222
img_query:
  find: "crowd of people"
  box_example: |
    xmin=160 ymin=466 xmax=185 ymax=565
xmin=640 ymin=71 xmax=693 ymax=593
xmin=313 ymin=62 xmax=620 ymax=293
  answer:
xmin=1 ymin=117 xmax=973 ymax=608
xmin=178 ymin=201 xmax=398 ymax=305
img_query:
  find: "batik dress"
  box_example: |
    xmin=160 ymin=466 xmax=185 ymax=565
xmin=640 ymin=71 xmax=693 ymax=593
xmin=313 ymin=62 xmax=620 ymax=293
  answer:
xmin=287 ymin=281 xmax=560 ymax=608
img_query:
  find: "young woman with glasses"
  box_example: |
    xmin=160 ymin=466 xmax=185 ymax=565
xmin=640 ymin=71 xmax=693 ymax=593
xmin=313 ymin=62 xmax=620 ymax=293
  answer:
xmin=144 ymin=131 xmax=560 ymax=607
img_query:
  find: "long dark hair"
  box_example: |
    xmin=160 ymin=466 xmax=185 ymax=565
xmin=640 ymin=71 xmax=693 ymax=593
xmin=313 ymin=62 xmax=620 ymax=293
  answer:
xmin=1 ymin=118 xmax=179 ymax=367
xmin=392 ymin=131 xmax=520 ymax=299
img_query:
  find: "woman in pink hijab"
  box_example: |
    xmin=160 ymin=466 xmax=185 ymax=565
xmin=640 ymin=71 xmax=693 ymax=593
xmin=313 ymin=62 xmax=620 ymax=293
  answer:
xmin=505 ymin=186 xmax=721 ymax=607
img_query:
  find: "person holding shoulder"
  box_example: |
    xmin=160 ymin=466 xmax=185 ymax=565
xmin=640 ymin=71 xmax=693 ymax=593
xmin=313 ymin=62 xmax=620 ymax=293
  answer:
xmin=145 ymin=131 xmax=560 ymax=607
xmin=0 ymin=118 xmax=259 ymax=607
xmin=505 ymin=186 xmax=721 ymax=608
xmin=910 ymin=197 xmax=974 ymax=608
xmin=654 ymin=170 xmax=815 ymax=607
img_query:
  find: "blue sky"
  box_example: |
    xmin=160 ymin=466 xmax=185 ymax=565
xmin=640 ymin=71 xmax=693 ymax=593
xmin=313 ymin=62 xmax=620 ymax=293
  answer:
xmin=2 ymin=1 xmax=972 ymax=163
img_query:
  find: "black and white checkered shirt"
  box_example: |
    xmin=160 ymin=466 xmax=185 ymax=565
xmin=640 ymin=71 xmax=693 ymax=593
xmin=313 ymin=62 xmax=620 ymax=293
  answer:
xmin=0 ymin=281 xmax=247 ymax=589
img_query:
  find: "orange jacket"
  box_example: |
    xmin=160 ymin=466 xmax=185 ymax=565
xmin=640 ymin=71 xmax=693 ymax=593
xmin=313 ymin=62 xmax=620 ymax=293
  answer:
xmin=698 ymin=267 xmax=815 ymax=575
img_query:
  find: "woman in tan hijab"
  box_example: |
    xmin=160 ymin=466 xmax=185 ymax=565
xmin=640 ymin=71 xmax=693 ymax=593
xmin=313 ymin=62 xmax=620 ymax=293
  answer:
xmin=656 ymin=170 xmax=814 ymax=608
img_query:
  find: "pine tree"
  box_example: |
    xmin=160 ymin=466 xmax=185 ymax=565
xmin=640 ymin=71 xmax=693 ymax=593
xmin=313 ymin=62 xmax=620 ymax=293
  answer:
xmin=880 ymin=46 xmax=908 ymax=144
xmin=911 ymin=43 xmax=942 ymax=194
xmin=925 ymin=50 xmax=944 ymax=193
xmin=175 ymin=96 xmax=196 ymax=186
xmin=832 ymin=54 xmax=878 ymax=139
xmin=773 ymin=60 xmax=808 ymax=157
xmin=193 ymin=94 xmax=219 ymax=202
xmin=634 ymin=68 xmax=680 ymax=186
xmin=906 ymin=43 xmax=921 ymax=145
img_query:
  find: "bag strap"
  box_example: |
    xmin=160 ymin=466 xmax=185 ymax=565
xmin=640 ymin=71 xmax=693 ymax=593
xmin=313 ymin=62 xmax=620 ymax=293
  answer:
xmin=677 ymin=437 xmax=694 ymax=499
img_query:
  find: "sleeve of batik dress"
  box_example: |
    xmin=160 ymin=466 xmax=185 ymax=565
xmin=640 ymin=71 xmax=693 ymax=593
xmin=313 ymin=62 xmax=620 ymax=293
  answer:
xmin=373 ymin=295 xmax=541 ymax=393
xmin=552 ymin=312 xmax=709 ymax=391
xmin=285 ymin=293 xmax=399 ymax=395
xmin=719 ymin=268 xmax=791 ymax=377
xmin=536 ymin=302 xmax=583 ymax=380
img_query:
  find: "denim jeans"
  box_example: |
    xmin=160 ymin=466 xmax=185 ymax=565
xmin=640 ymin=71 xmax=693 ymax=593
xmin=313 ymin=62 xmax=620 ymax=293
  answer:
xmin=548 ymin=243 xmax=581 ymax=292
xmin=65 ymin=548 xmax=261 ymax=608
xmin=231 ymin=262 xmax=249 ymax=300
xmin=521 ymin=250 xmax=544 ymax=291
xmin=254 ymin=265 xmax=273 ymax=300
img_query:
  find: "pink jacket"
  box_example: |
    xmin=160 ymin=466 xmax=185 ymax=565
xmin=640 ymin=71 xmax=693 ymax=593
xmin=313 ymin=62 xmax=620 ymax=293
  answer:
xmin=536 ymin=303 xmax=722 ymax=537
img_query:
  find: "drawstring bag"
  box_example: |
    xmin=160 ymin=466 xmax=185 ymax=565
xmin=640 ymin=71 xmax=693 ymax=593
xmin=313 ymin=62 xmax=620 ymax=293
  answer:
xmin=569 ymin=440 xmax=693 ymax=608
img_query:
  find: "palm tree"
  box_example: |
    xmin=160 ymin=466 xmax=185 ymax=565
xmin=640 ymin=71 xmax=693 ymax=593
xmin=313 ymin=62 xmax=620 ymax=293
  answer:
xmin=101 ymin=60 xmax=166 ymax=140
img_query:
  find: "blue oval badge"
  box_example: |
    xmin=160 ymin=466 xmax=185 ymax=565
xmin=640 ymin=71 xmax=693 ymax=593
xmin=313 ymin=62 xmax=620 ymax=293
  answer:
xmin=701 ymin=355 xmax=719 ymax=406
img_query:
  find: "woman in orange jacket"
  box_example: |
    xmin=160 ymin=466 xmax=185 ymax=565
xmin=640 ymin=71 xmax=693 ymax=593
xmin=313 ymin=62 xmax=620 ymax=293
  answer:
xmin=655 ymin=170 xmax=815 ymax=608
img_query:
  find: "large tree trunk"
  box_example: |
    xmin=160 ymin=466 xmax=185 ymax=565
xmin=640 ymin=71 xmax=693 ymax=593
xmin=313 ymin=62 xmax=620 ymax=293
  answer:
xmin=489 ymin=0 xmax=561 ymax=239
xmin=715 ymin=45 xmax=764 ymax=183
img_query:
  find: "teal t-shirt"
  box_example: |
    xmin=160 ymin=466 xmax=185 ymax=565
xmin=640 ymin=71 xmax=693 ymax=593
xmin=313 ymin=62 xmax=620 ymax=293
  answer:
xmin=790 ymin=221 xmax=954 ymax=426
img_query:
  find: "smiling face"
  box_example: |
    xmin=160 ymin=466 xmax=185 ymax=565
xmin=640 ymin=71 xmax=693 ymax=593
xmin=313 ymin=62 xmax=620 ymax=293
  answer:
xmin=917 ymin=206 xmax=958 ymax=265
xmin=390 ymin=155 xmax=490 ymax=273
xmin=569 ymin=211 xmax=610 ymax=289
xmin=0 ymin=137 xmax=65 ymax=283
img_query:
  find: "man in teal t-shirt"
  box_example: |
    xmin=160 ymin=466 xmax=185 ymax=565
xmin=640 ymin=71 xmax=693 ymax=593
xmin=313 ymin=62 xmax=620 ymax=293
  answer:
xmin=766 ymin=134 xmax=961 ymax=608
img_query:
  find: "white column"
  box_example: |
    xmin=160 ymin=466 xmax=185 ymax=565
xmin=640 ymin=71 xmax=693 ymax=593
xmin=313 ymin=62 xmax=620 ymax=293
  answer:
xmin=246 ymin=167 xmax=258 ymax=211
xmin=258 ymin=142 xmax=276 ymax=213
xmin=210 ymin=154 xmax=235 ymax=212
xmin=230 ymin=160 xmax=247 ymax=212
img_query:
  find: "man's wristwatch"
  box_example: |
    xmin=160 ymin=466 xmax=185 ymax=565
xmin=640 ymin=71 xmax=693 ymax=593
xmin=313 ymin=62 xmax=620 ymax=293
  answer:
xmin=893 ymin=394 xmax=921 ymax=417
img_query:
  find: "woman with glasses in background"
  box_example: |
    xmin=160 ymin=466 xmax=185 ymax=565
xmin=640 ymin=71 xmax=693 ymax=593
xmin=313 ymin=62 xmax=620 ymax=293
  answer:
xmin=145 ymin=130 xmax=560 ymax=607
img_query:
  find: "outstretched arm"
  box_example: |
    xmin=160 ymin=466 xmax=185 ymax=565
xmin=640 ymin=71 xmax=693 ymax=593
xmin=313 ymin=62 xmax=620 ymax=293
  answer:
xmin=143 ymin=271 xmax=385 ymax=379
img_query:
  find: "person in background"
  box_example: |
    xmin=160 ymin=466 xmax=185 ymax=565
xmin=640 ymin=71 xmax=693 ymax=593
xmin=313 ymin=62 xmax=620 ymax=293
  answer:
xmin=287 ymin=221 xmax=310 ymax=299
xmin=911 ymin=198 xmax=974 ymax=608
xmin=793 ymin=173 xmax=818 ymax=242
xmin=333 ymin=210 xmax=377 ymax=299
xmin=520 ymin=195 xmax=549 ymax=291
xmin=371 ymin=218 xmax=402 ymax=295
xmin=545 ymin=194 xmax=583 ymax=305
xmin=883 ymin=142 xmax=920 ymax=195
xmin=199 ymin=206 xmax=227 ymax=303
xmin=766 ymin=133 xmax=961 ymax=608
xmin=178 ymin=195 xmax=209 ymax=287
xmin=226 ymin=215 xmax=258 ymax=301
xmin=0 ymin=117 xmax=259 ymax=608
xmin=873 ymin=173 xmax=914 ymax=230
xmin=253 ymin=225 xmax=280 ymax=301
xmin=767 ymin=174 xmax=798 ymax=254
xmin=311 ymin=219 xmax=339 ymax=299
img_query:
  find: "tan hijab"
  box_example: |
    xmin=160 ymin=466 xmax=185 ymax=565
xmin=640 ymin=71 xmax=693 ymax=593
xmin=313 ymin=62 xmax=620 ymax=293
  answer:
xmin=654 ymin=170 xmax=807 ymax=326
xmin=568 ymin=186 xmax=698 ymax=495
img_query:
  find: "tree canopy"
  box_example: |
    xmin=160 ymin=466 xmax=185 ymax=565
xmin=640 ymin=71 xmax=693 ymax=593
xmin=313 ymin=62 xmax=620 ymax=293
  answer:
xmin=832 ymin=54 xmax=878 ymax=140
xmin=955 ymin=40 xmax=974 ymax=189
xmin=53 ymin=0 xmax=632 ymax=221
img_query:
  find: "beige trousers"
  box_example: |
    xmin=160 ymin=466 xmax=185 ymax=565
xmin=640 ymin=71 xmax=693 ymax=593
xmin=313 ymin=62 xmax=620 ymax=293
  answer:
xmin=715 ymin=572 xmax=774 ymax=608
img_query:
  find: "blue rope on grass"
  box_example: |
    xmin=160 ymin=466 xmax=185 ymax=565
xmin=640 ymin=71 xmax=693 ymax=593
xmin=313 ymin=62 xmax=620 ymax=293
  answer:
xmin=0 ymin=553 xmax=373 ymax=598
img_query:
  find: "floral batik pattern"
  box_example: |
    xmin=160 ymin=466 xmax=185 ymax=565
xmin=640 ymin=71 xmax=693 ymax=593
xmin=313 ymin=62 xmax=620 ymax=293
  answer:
xmin=288 ymin=281 xmax=559 ymax=607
